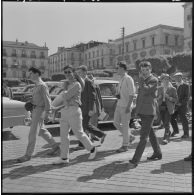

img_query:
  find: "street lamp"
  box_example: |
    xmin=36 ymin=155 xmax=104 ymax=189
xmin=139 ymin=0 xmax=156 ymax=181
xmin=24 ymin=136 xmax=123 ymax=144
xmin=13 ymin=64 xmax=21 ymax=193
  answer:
xmin=121 ymin=27 xmax=125 ymax=61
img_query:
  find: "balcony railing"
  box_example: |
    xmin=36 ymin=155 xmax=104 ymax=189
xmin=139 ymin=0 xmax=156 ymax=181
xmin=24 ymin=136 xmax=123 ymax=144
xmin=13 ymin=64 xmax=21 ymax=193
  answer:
xmin=39 ymin=56 xmax=45 ymax=59
xmin=11 ymin=53 xmax=17 ymax=57
xmin=21 ymin=64 xmax=27 ymax=69
xmin=21 ymin=54 xmax=27 ymax=58
xmin=3 ymin=53 xmax=7 ymax=56
xmin=30 ymin=55 xmax=36 ymax=58
xmin=11 ymin=64 xmax=19 ymax=69
xmin=3 ymin=64 xmax=8 ymax=68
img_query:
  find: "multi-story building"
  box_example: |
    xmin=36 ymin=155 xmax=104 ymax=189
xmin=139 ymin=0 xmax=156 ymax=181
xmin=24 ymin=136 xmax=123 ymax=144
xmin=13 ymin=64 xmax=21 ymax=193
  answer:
xmin=48 ymin=41 xmax=104 ymax=77
xmin=183 ymin=3 xmax=192 ymax=52
xmin=3 ymin=39 xmax=49 ymax=79
xmin=83 ymin=41 xmax=116 ymax=70
xmin=113 ymin=24 xmax=184 ymax=68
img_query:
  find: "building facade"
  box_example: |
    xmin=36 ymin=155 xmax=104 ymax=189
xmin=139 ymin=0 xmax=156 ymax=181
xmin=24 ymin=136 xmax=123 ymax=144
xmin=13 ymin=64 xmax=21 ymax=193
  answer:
xmin=113 ymin=24 xmax=184 ymax=68
xmin=183 ymin=3 xmax=192 ymax=52
xmin=48 ymin=41 xmax=104 ymax=77
xmin=3 ymin=40 xmax=49 ymax=79
xmin=83 ymin=41 xmax=116 ymax=70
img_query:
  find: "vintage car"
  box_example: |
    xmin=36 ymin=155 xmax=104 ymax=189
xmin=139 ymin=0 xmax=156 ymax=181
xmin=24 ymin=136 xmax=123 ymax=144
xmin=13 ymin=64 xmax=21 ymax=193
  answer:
xmin=3 ymin=97 xmax=30 ymax=129
xmin=12 ymin=81 xmax=63 ymax=102
xmin=47 ymin=79 xmax=161 ymax=126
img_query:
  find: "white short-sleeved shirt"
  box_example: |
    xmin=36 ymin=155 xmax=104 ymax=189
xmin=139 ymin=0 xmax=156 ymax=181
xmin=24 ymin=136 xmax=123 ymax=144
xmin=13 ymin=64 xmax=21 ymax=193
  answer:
xmin=117 ymin=73 xmax=136 ymax=108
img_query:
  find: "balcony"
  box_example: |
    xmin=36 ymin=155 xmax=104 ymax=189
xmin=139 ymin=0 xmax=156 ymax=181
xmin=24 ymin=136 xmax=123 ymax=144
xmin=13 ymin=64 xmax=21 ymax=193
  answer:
xmin=3 ymin=64 xmax=8 ymax=69
xmin=11 ymin=64 xmax=19 ymax=69
xmin=11 ymin=53 xmax=17 ymax=57
xmin=30 ymin=55 xmax=36 ymax=58
xmin=3 ymin=53 xmax=7 ymax=56
xmin=39 ymin=55 xmax=45 ymax=59
xmin=21 ymin=64 xmax=27 ymax=70
xmin=21 ymin=54 xmax=27 ymax=58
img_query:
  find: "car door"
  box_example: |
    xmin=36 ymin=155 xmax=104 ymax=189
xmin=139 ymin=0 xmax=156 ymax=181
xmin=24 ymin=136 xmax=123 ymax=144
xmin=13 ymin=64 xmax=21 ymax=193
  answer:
xmin=99 ymin=82 xmax=118 ymax=122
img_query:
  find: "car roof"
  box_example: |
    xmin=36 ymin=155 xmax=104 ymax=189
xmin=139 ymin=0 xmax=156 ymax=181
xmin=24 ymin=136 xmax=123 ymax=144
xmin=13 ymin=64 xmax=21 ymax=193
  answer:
xmin=94 ymin=79 xmax=119 ymax=85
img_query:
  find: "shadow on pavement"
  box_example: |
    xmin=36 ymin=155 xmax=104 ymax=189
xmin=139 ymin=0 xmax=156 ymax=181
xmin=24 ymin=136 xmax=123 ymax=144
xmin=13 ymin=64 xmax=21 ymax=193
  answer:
xmin=2 ymin=149 xmax=119 ymax=180
xmin=3 ymin=131 xmax=19 ymax=141
xmin=77 ymin=161 xmax=135 ymax=182
xmin=150 ymin=159 xmax=192 ymax=175
xmin=2 ymin=159 xmax=22 ymax=169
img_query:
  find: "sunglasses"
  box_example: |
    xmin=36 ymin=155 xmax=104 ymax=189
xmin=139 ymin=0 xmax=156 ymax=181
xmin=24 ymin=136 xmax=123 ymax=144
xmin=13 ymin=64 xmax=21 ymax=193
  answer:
xmin=64 ymin=71 xmax=72 ymax=74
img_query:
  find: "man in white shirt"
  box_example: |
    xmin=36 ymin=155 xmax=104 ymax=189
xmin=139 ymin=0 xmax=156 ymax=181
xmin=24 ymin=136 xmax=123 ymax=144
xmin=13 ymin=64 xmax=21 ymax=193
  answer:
xmin=114 ymin=61 xmax=136 ymax=153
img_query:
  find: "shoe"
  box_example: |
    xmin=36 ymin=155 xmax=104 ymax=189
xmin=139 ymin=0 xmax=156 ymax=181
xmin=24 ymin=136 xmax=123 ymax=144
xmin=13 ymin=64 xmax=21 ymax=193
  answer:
xmin=162 ymin=139 xmax=168 ymax=145
xmin=181 ymin=134 xmax=189 ymax=139
xmin=91 ymin=134 xmax=100 ymax=142
xmin=115 ymin=146 xmax=128 ymax=153
xmin=129 ymin=160 xmax=138 ymax=168
xmin=16 ymin=155 xmax=31 ymax=163
xmin=52 ymin=158 xmax=69 ymax=165
xmin=147 ymin=153 xmax=162 ymax=160
xmin=184 ymin=154 xmax=192 ymax=161
xmin=47 ymin=145 xmax=60 ymax=155
xmin=88 ymin=147 xmax=97 ymax=160
xmin=100 ymin=134 xmax=106 ymax=144
xmin=170 ymin=132 xmax=179 ymax=137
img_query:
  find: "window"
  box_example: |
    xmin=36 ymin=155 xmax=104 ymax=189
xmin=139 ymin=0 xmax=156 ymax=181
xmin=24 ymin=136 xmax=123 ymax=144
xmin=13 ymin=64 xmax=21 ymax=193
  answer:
xmin=40 ymin=51 xmax=45 ymax=58
xmin=32 ymin=60 xmax=35 ymax=66
xmin=3 ymin=59 xmax=6 ymax=65
xmin=3 ymin=48 xmax=7 ymax=56
xmin=85 ymin=54 xmax=87 ymax=60
xmin=41 ymin=61 xmax=44 ymax=66
xmin=88 ymin=52 xmax=91 ymax=59
xmin=118 ymin=45 xmax=122 ymax=54
xmin=93 ymin=51 xmax=95 ymax=58
xmin=22 ymin=60 xmax=26 ymax=65
xmin=101 ymin=49 xmax=104 ymax=56
xmin=133 ymin=40 xmax=137 ymax=50
xmin=151 ymin=36 xmax=155 ymax=46
xmin=125 ymin=42 xmax=129 ymax=52
xmin=142 ymin=39 xmax=145 ymax=48
xmin=175 ymin=35 xmax=179 ymax=46
xmin=97 ymin=59 xmax=99 ymax=68
xmin=97 ymin=50 xmax=99 ymax=57
xmin=165 ymin=34 xmax=169 ymax=45
xmin=101 ymin=58 xmax=104 ymax=67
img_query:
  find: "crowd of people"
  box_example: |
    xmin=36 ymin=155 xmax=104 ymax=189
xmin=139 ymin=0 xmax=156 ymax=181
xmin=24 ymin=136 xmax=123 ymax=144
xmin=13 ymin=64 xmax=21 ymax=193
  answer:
xmin=13 ymin=60 xmax=192 ymax=166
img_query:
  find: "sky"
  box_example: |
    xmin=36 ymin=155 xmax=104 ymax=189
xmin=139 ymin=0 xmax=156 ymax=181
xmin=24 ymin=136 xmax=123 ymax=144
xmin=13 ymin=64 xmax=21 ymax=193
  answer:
xmin=2 ymin=2 xmax=184 ymax=55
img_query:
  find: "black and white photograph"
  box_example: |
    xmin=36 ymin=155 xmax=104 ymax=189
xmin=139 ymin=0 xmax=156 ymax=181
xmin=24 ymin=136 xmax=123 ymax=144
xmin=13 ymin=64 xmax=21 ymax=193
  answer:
xmin=2 ymin=0 xmax=193 ymax=193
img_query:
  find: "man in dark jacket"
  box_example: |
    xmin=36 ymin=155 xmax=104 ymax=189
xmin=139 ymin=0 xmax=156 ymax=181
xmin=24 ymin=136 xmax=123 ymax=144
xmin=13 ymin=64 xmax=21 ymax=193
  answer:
xmin=170 ymin=72 xmax=190 ymax=138
xmin=129 ymin=61 xmax=162 ymax=167
xmin=77 ymin=65 xmax=106 ymax=147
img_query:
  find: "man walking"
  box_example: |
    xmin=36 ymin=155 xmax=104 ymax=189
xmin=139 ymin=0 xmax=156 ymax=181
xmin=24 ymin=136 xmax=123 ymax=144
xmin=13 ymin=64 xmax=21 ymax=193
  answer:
xmin=16 ymin=67 xmax=59 ymax=163
xmin=129 ymin=61 xmax=162 ymax=167
xmin=114 ymin=61 xmax=136 ymax=153
xmin=77 ymin=65 xmax=106 ymax=147
xmin=171 ymin=72 xmax=190 ymax=138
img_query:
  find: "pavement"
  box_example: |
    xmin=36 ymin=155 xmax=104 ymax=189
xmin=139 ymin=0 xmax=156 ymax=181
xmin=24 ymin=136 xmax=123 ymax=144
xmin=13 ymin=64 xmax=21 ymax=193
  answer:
xmin=2 ymin=123 xmax=193 ymax=193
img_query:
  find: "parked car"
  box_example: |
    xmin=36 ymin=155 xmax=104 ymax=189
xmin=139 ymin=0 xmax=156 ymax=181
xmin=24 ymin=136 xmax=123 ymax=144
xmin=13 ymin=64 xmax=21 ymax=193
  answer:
xmin=12 ymin=81 xmax=63 ymax=102
xmin=12 ymin=84 xmax=35 ymax=102
xmin=3 ymin=96 xmax=30 ymax=129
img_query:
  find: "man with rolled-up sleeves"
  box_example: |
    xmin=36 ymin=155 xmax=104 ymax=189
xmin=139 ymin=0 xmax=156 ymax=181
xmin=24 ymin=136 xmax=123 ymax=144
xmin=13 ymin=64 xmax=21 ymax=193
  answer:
xmin=16 ymin=67 xmax=59 ymax=163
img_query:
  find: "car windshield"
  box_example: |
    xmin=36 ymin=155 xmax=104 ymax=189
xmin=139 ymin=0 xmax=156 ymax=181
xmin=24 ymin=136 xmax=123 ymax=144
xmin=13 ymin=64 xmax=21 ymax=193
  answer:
xmin=99 ymin=83 xmax=118 ymax=97
xmin=50 ymin=86 xmax=63 ymax=95
xmin=23 ymin=85 xmax=34 ymax=93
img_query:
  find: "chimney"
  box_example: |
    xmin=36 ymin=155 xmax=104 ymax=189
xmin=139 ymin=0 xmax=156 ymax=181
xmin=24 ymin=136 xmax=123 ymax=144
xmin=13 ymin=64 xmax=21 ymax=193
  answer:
xmin=16 ymin=39 xmax=18 ymax=44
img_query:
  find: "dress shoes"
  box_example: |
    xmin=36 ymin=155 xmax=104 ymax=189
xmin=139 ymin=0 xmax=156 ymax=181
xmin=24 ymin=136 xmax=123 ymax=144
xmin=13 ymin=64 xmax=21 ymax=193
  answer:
xmin=170 ymin=132 xmax=179 ymax=137
xmin=181 ymin=134 xmax=189 ymax=139
xmin=147 ymin=153 xmax=162 ymax=160
xmin=129 ymin=160 xmax=138 ymax=168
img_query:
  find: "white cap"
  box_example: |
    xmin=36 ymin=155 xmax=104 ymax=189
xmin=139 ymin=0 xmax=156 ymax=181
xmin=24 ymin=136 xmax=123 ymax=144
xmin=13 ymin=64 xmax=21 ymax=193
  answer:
xmin=173 ymin=72 xmax=183 ymax=77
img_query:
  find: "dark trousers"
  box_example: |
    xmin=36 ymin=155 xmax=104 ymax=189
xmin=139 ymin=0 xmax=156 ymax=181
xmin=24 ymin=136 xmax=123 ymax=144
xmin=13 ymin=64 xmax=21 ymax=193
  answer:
xmin=171 ymin=106 xmax=189 ymax=136
xmin=160 ymin=107 xmax=171 ymax=139
xmin=78 ymin=114 xmax=105 ymax=146
xmin=132 ymin=114 xmax=162 ymax=164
